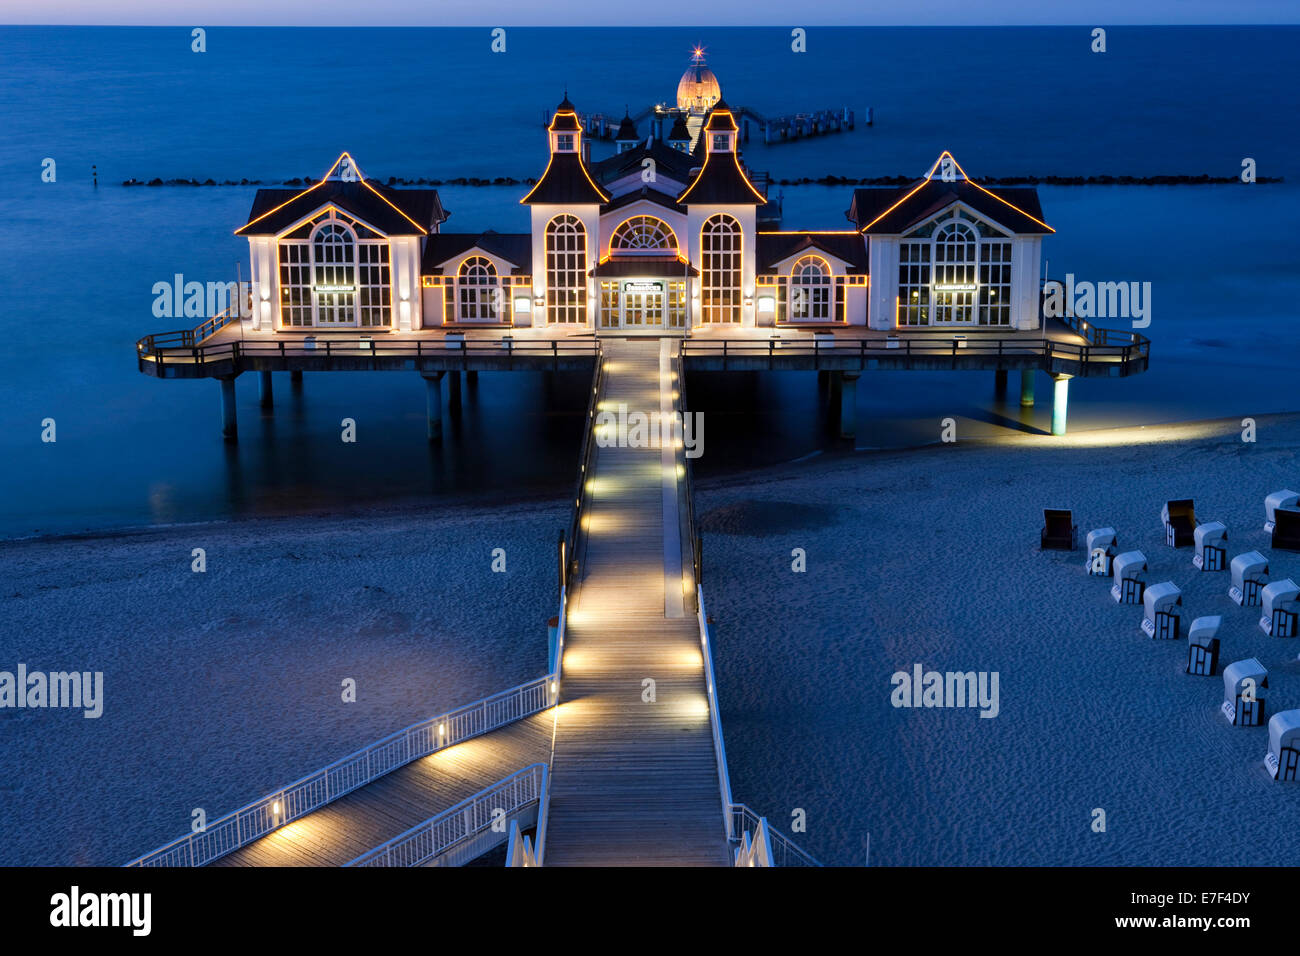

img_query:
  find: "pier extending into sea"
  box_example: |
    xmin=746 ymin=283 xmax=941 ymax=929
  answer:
xmin=127 ymin=307 xmax=1147 ymax=866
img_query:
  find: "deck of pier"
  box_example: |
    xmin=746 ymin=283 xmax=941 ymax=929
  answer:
xmin=208 ymin=713 xmax=553 ymax=867
xmin=138 ymin=316 xmax=1141 ymax=381
xmin=542 ymin=338 xmax=731 ymax=866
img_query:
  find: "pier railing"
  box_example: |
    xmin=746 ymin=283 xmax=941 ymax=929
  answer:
xmin=729 ymin=804 xmax=822 ymax=867
xmin=346 ymin=763 xmax=548 ymax=867
xmin=125 ymin=675 xmax=557 ymax=867
xmin=560 ymin=341 xmax=607 ymax=592
xmin=696 ymin=585 xmax=736 ymax=843
xmin=682 ymin=325 xmax=1149 ymax=377
xmin=676 ymin=343 xmax=703 ymax=591
xmin=137 ymin=332 xmax=603 ymax=373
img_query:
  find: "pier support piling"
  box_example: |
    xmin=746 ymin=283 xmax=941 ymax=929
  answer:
xmin=258 ymin=370 xmax=274 ymax=409
xmin=839 ymin=373 xmax=860 ymax=440
xmin=994 ymin=369 xmax=1008 ymax=398
xmin=1020 ymin=369 xmax=1036 ymax=408
xmin=1051 ymin=374 xmax=1072 ymax=437
xmin=466 ymin=370 xmax=478 ymax=386
xmin=422 ymin=372 xmax=444 ymax=441
xmin=219 ymin=376 xmax=238 ymax=442
xmin=448 ymin=370 xmax=462 ymax=413
xmin=290 ymin=369 xmax=303 ymax=390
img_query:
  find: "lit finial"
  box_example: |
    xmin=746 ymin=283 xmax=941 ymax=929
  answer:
xmin=691 ymin=45 xmax=706 ymax=64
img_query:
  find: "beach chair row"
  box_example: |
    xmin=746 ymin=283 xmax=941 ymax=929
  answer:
xmin=1039 ymin=494 xmax=1300 ymax=781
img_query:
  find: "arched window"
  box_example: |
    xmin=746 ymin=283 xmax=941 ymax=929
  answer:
xmin=609 ymin=216 xmax=677 ymax=254
xmin=457 ymin=256 xmax=499 ymax=321
xmin=790 ymin=256 xmax=831 ymax=321
xmin=546 ymin=215 xmax=588 ymax=323
xmin=701 ymin=214 xmax=741 ymax=323
xmin=312 ymin=222 xmax=356 ymax=325
xmin=932 ymin=220 xmax=977 ymax=324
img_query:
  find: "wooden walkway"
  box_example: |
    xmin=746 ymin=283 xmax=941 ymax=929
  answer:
xmin=209 ymin=713 xmax=553 ymax=866
xmin=543 ymin=338 xmax=730 ymax=866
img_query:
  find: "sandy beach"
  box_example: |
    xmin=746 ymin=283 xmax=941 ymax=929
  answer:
xmin=3 ymin=412 xmax=1300 ymax=865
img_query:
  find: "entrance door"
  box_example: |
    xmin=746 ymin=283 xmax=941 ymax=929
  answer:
xmin=620 ymin=282 xmax=665 ymax=329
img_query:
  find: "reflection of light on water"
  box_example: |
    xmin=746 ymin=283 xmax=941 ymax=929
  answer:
xmin=148 ymin=484 xmax=176 ymax=521
xmin=1005 ymin=421 xmax=1228 ymax=449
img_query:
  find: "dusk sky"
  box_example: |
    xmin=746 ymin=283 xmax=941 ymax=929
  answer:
xmin=2 ymin=0 xmax=1296 ymax=25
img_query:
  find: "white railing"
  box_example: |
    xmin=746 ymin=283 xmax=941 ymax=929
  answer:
xmin=734 ymin=816 xmax=775 ymax=867
xmin=348 ymin=763 xmax=548 ymax=867
xmin=125 ymin=676 xmax=557 ymax=867
xmin=730 ymin=804 xmax=822 ymax=867
xmin=697 ymin=585 xmax=737 ymax=842
xmin=505 ymin=819 xmax=540 ymax=866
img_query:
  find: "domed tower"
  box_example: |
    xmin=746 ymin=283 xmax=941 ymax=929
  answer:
xmin=676 ymin=47 xmax=721 ymax=114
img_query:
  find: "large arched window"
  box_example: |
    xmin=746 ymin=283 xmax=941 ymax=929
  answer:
xmin=457 ymin=256 xmax=499 ymax=321
xmin=278 ymin=215 xmax=390 ymax=328
xmin=312 ymin=223 xmax=357 ymax=325
xmin=609 ymin=216 xmax=677 ymax=254
xmin=701 ymin=214 xmax=741 ymax=324
xmin=932 ymin=221 xmax=977 ymax=324
xmin=546 ymin=214 xmax=587 ymax=324
xmin=790 ymin=256 xmax=831 ymax=321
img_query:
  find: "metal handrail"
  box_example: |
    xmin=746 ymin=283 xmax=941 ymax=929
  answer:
xmin=561 ymin=342 xmax=607 ymax=591
xmin=124 ymin=675 xmax=557 ymax=867
xmin=697 ymin=585 xmax=735 ymax=843
xmin=137 ymin=332 xmax=601 ymax=366
xmin=675 ymin=343 xmax=702 ymax=589
xmin=730 ymin=804 xmax=822 ymax=867
xmin=680 ymin=323 xmax=1150 ymax=373
xmin=346 ymin=764 xmax=548 ymax=867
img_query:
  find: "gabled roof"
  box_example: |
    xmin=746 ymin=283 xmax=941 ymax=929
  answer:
xmin=237 ymin=153 xmax=446 ymax=237
xmin=421 ymin=232 xmax=532 ymax=275
xmin=677 ymin=105 xmax=767 ymax=206
xmin=601 ymin=185 xmax=686 ymax=215
xmin=756 ymin=232 xmax=869 ymax=273
xmin=846 ymin=152 xmax=1053 ymax=235
xmin=590 ymin=140 xmax=697 ymax=189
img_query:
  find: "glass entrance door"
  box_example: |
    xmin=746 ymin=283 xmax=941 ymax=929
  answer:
xmin=620 ymin=282 xmax=665 ymax=329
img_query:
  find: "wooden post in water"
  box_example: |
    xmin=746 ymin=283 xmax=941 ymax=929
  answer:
xmin=219 ymin=376 xmax=238 ymax=441
xmin=448 ymin=370 xmax=462 ymax=413
xmin=258 ymin=370 xmax=273 ymax=409
xmin=422 ymin=372 xmax=444 ymax=441
xmin=839 ymin=373 xmax=860 ymax=439
xmin=994 ymin=369 xmax=1008 ymax=398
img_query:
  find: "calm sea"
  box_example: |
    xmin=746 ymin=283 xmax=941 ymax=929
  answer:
xmin=1 ymin=26 xmax=1298 ymax=537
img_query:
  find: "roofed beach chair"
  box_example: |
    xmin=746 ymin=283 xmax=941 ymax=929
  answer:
xmin=1263 ymin=490 xmax=1299 ymax=534
xmin=1186 ymin=616 xmax=1221 ymax=676
xmin=1085 ymin=527 xmax=1118 ymax=576
xmin=1259 ymin=578 xmax=1300 ymax=638
xmin=1193 ymin=521 xmax=1228 ymax=571
xmin=1040 ymin=509 xmax=1077 ymax=551
xmin=1222 ymin=658 xmax=1268 ymax=726
xmin=1141 ymin=581 xmax=1182 ymax=639
xmin=1110 ymin=550 xmax=1147 ymax=604
xmin=1161 ymin=499 xmax=1197 ymax=548
xmin=1271 ymin=507 xmax=1300 ymax=554
xmin=1266 ymin=710 xmax=1300 ymax=781
xmin=1229 ymin=551 xmax=1269 ymax=606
